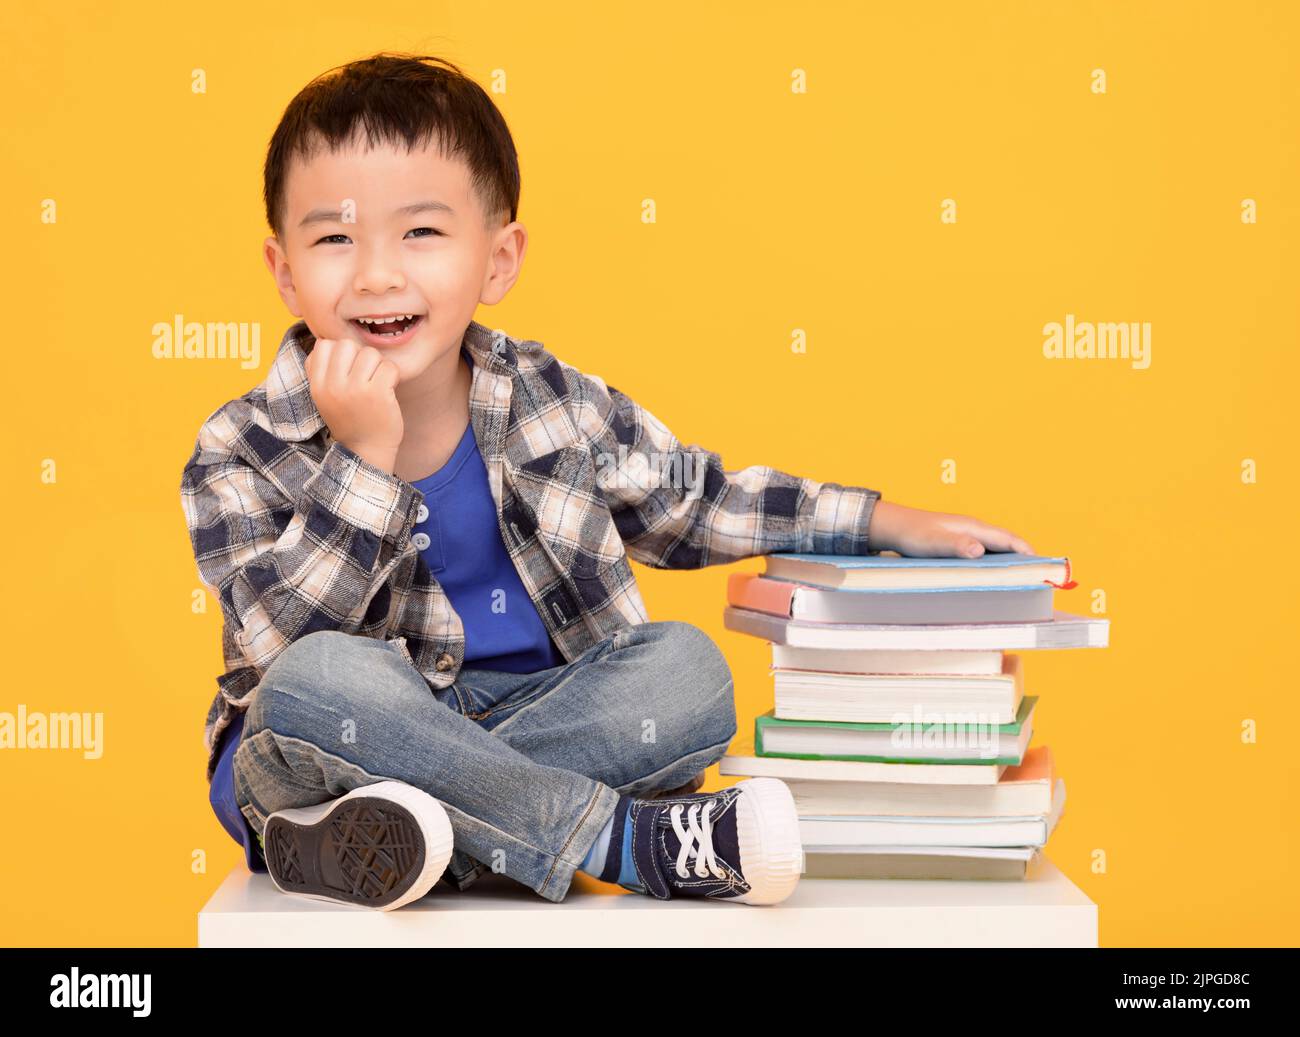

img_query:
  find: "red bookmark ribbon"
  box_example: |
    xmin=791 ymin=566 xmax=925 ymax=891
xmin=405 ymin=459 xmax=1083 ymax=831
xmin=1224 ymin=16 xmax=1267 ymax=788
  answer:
xmin=1043 ymin=557 xmax=1076 ymax=590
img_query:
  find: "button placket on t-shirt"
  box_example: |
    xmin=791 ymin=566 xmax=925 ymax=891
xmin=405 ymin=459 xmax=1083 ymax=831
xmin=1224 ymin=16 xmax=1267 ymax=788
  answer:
xmin=409 ymin=420 xmax=476 ymax=576
xmin=412 ymin=499 xmax=447 ymax=572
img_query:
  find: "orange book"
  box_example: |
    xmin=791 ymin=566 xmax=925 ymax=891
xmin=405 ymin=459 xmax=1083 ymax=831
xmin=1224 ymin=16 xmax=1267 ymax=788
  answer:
xmin=1001 ymin=745 xmax=1054 ymax=786
xmin=727 ymin=571 xmax=798 ymax=616
xmin=726 ymin=570 xmax=1055 ymax=625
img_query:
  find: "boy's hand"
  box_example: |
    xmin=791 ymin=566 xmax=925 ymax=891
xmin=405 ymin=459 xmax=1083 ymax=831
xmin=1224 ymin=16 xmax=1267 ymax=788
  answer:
xmin=867 ymin=500 xmax=1035 ymax=558
xmin=304 ymin=337 xmax=404 ymax=473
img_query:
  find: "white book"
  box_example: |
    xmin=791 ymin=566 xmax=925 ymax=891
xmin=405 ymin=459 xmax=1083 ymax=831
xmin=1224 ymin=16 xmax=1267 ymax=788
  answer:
xmin=771 ymin=644 xmax=1005 ymax=675
xmin=798 ymin=779 xmax=1065 ymax=847
xmin=805 ymin=844 xmax=1041 ymax=862
xmin=724 ymin=607 xmax=1109 ymax=651
xmin=799 ymin=848 xmax=1042 ymax=880
xmin=773 ymin=653 xmax=1024 ymax=724
xmin=767 ymin=582 xmax=1055 ymax=624
xmin=732 ymin=746 xmax=1059 ymax=816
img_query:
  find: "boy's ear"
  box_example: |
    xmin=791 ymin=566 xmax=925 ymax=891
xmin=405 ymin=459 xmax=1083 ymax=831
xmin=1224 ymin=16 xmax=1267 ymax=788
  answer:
xmin=263 ymin=235 xmax=303 ymax=317
xmin=479 ymin=220 xmax=527 ymax=306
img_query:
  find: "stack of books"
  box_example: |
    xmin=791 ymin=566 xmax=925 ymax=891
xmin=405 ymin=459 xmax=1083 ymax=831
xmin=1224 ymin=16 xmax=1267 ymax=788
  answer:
xmin=720 ymin=550 xmax=1108 ymax=880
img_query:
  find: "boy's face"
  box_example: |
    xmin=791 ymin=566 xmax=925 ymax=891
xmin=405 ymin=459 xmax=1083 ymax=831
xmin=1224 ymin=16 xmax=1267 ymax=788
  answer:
xmin=263 ymin=135 xmax=526 ymax=391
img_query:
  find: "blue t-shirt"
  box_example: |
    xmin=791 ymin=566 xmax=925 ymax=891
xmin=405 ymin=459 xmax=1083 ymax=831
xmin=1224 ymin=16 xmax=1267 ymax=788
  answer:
xmin=210 ymin=358 xmax=563 ymax=869
xmin=408 ymin=415 xmax=563 ymax=674
xmin=210 ymin=709 xmax=262 ymax=871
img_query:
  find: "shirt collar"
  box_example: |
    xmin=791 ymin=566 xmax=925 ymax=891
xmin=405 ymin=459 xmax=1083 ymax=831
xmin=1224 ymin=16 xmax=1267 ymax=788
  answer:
xmin=265 ymin=318 xmax=529 ymax=443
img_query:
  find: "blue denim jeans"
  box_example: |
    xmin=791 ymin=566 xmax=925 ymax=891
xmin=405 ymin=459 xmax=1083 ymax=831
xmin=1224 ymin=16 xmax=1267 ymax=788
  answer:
xmin=231 ymin=620 xmax=738 ymax=903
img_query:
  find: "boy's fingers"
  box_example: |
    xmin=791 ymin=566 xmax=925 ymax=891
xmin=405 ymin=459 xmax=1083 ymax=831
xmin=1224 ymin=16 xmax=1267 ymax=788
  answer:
xmin=372 ymin=358 xmax=401 ymax=389
xmin=958 ymin=536 xmax=985 ymax=558
xmin=305 ymin=338 xmax=331 ymax=381
xmin=982 ymin=528 xmax=1018 ymax=551
xmin=351 ymin=346 xmax=382 ymax=384
xmin=989 ymin=528 xmax=1036 ymax=554
xmin=327 ymin=338 xmax=359 ymax=391
xmin=965 ymin=520 xmax=1033 ymax=555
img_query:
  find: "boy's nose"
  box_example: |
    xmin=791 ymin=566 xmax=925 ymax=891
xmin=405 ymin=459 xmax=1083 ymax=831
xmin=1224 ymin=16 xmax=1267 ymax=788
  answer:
xmin=352 ymin=251 xmax=406 ymax=295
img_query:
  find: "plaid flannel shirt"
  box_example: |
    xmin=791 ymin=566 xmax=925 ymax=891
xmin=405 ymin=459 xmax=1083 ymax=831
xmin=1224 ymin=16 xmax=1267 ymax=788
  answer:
xmin=180 ymin=319 xmax=882 ymax=782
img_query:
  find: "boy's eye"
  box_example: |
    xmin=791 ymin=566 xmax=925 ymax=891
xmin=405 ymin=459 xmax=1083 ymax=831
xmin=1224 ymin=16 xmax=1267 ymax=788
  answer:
xmin=312 ymin=228 xmax=443 ymax=246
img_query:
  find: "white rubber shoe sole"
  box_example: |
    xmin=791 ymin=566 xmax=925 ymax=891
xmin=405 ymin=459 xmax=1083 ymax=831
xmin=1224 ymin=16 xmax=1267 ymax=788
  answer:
xmin=730 ymin=777 xmax=804 ymax=905
xmin=262 ymin=780 xmax=454 ymax=911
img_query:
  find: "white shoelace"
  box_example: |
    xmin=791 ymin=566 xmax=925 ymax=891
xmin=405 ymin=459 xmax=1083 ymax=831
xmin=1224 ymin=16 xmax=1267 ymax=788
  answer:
xmin=669 ymin=800 xmax=726 ymax=880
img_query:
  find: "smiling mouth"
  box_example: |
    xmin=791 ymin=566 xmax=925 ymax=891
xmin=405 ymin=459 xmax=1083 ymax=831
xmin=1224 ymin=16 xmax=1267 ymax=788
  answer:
xmin=350 ymin=314 xmax=423 ymax=338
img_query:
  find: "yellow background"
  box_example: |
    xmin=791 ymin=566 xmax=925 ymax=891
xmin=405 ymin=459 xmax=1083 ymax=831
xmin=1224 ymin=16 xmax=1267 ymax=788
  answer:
xmin=1 ymin=0 xmax=1295 ymax=946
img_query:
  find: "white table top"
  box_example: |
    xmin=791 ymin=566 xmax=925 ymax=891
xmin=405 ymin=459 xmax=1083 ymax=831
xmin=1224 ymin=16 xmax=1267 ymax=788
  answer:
xmin=198 ymin=855 xmax=1097 ymax=947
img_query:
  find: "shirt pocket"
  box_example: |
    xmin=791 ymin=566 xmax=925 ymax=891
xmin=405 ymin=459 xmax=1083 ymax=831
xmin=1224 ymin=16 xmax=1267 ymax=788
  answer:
xmin=503 ymin=445 xmax=631 ymax=627
xmin=503 ymin=445 xmax=627 ymax=578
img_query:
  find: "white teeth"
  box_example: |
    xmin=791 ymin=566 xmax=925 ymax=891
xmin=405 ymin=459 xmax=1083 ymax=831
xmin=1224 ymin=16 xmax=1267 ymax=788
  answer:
xmin=356 ymin=314 xmax=415 ymax=324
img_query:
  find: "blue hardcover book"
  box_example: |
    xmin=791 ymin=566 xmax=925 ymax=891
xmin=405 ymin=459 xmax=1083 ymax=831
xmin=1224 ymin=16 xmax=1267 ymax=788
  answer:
xmin=762 ymin=550 xmax=1075 ymax=593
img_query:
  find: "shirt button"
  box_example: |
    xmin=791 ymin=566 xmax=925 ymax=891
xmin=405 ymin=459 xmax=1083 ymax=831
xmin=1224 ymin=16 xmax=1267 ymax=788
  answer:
xmin=413 ymin=532 xmax=432 ymax=551
xmin=416 ymin=504 xmax=430 ymax=523
xmin=435 ymin=652 xmax=455 ymax=671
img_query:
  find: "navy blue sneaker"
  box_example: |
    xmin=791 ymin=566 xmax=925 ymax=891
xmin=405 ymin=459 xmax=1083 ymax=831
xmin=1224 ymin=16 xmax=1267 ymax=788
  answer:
xmin=623 ymin=778 xmax=802 ymax=905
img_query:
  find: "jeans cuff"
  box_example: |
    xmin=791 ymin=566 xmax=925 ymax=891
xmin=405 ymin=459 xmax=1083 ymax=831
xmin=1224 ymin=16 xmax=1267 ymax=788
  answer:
xmin=537 ymin=781 xmax=622 ymax=902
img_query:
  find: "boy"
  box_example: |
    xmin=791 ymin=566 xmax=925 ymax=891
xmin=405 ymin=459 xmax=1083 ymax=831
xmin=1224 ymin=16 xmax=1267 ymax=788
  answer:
xmin=181 ymin=53 xmax=1034 ymax=911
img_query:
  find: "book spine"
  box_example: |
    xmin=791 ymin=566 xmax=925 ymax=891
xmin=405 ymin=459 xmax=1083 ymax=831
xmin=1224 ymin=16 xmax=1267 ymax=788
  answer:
xmin=726 ymin=572 xmax=796 ymax=617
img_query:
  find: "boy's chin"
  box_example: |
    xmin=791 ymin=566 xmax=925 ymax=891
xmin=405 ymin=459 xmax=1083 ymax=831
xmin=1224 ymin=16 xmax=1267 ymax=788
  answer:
xmin=385 ymin=347 xmax=443 ymax=384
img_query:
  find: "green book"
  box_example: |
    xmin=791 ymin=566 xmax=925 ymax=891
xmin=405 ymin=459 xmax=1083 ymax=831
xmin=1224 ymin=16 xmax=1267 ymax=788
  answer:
xmin=754 ymin=696 xmax=1036 ymax=766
